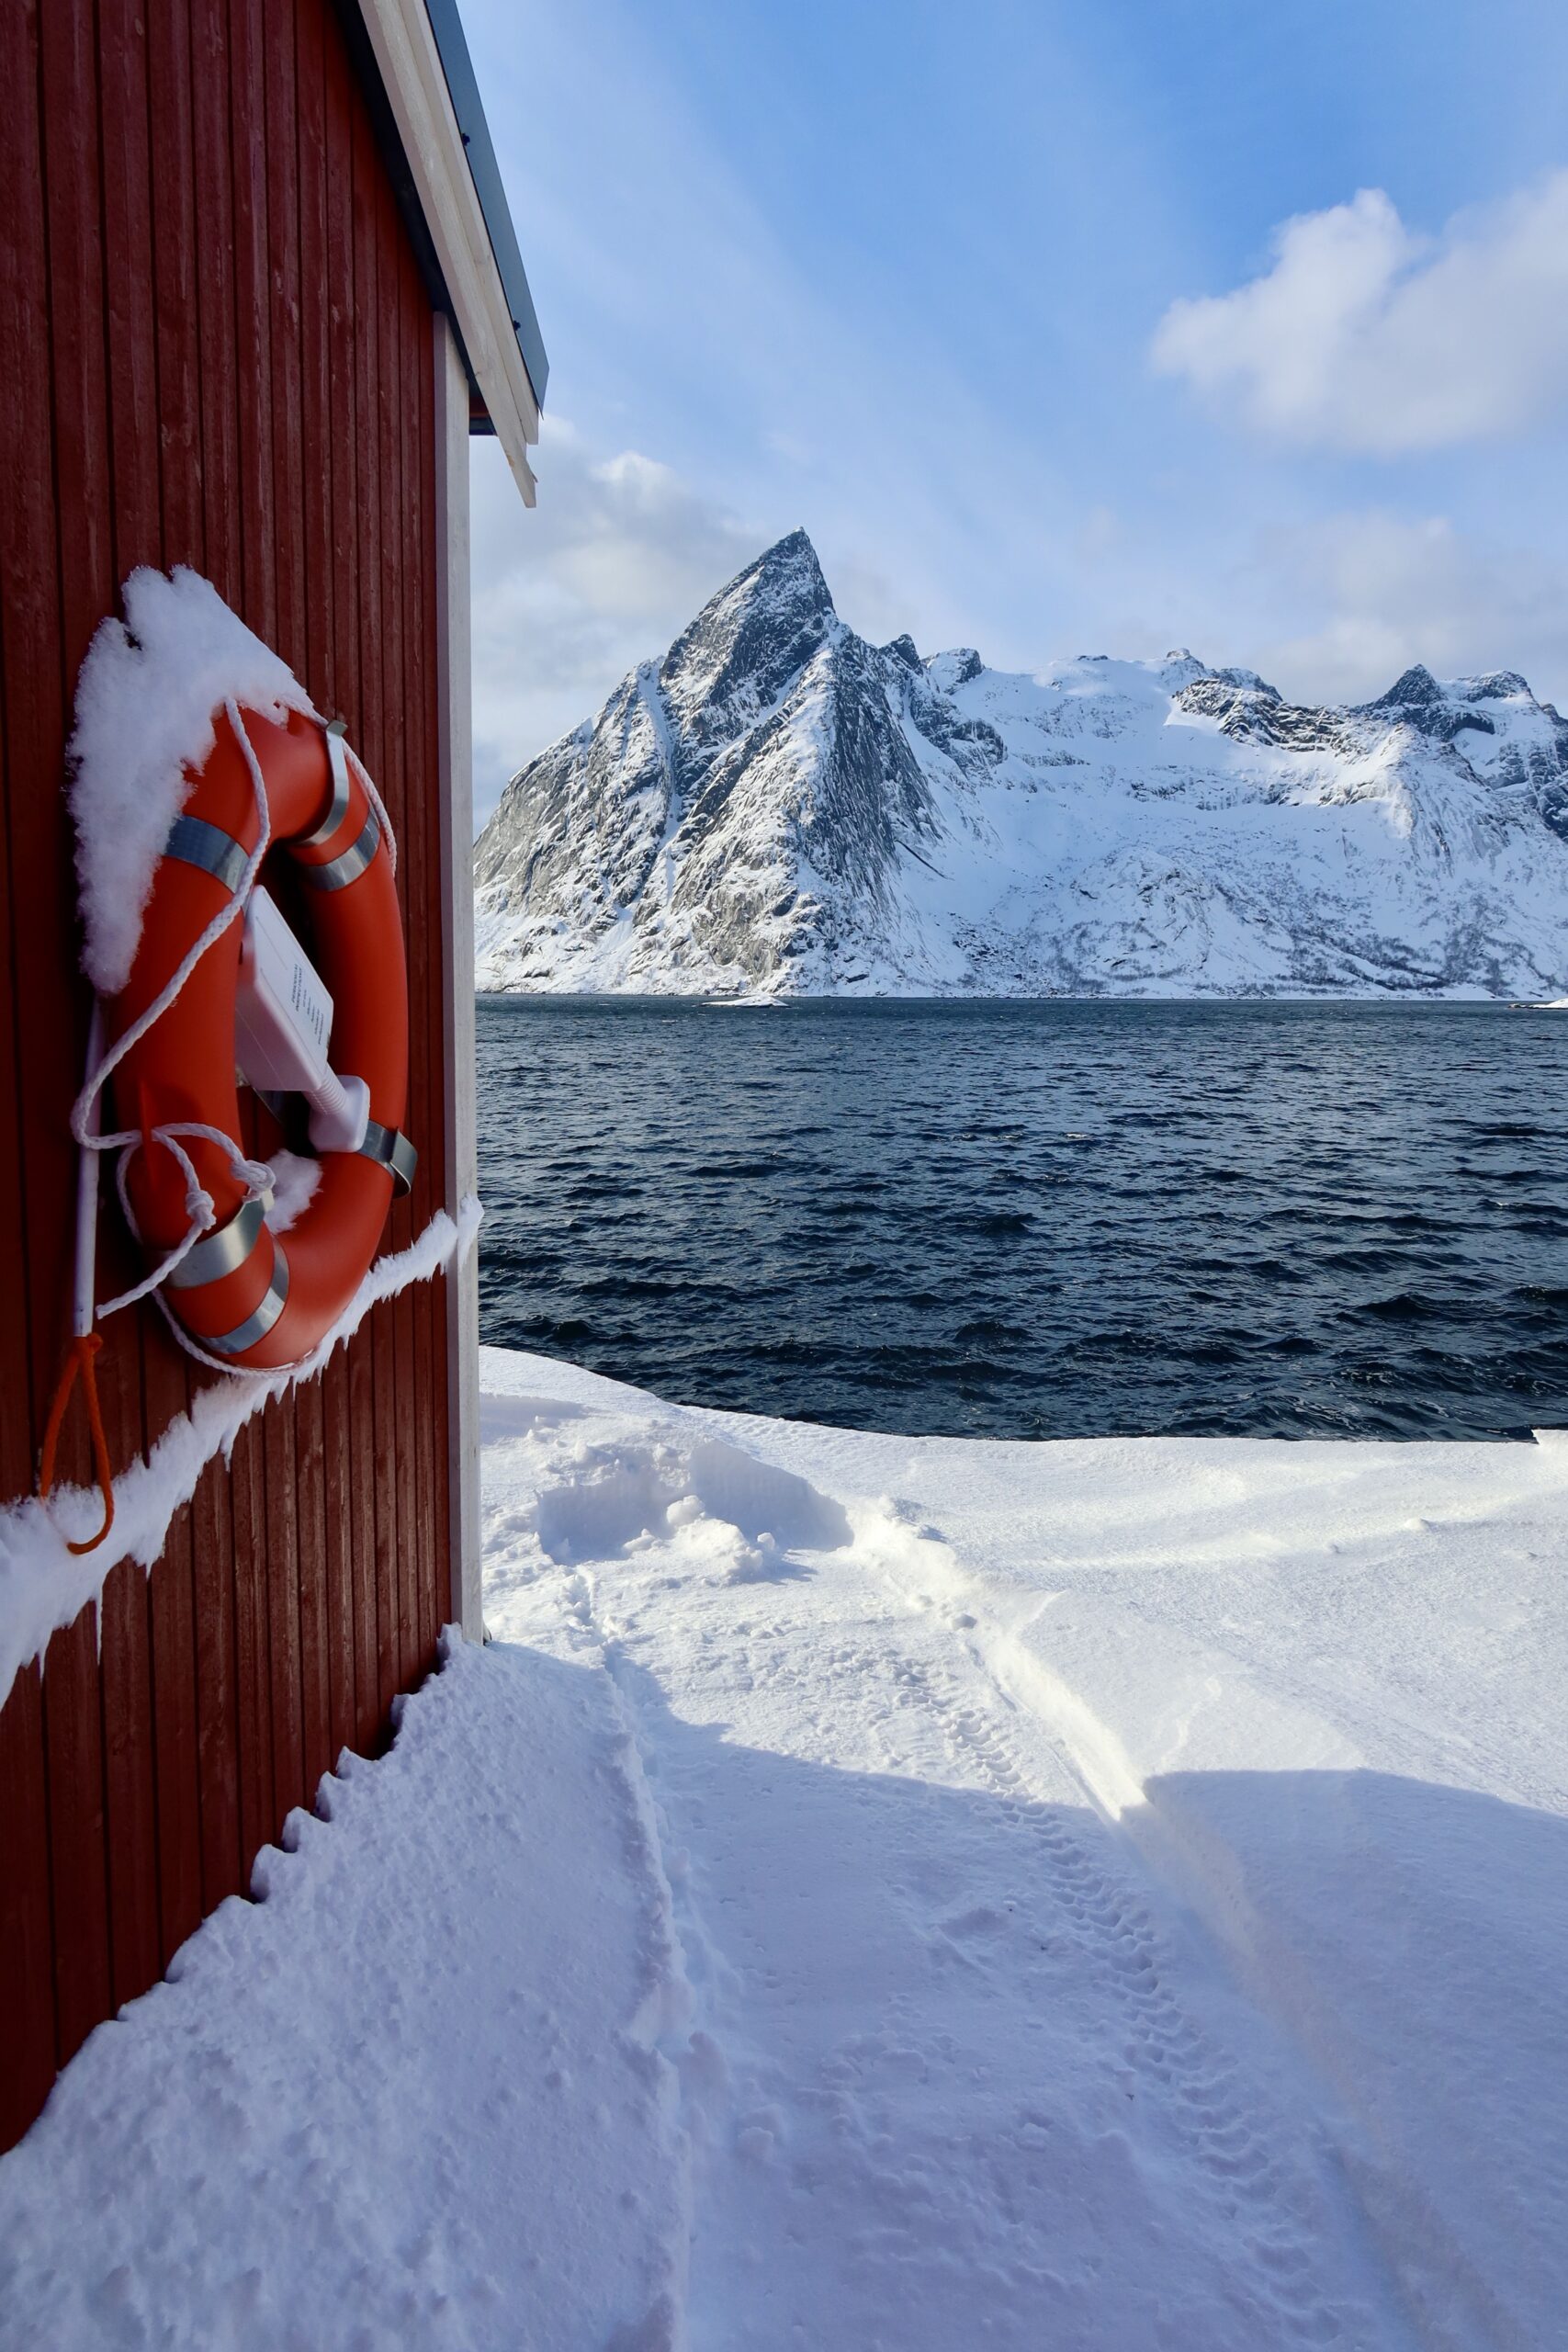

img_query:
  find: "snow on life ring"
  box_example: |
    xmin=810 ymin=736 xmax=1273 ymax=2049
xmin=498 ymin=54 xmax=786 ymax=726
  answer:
xmin=106 ymin=703 xmax=414 ymax=1370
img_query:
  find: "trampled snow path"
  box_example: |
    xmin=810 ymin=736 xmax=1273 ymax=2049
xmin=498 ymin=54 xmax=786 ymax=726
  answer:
xmin=477 ymin=1355 xmax=1568 ymax=2352
xmin=4 ymin=1347 xmax=1566 ymax=2349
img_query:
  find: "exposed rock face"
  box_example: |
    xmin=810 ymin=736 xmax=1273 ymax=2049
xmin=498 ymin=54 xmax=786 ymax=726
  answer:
xmin=474 ymin=532 xmax=1568 ymax=998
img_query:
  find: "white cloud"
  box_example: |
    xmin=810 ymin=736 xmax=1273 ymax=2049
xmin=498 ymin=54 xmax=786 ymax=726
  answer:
xmin=468 ymin=419 xmax=763 ymax=826
xmin=1152 ymin=174 xmax=1568 ymax=453
xmin=1249 ymin=511 xmax=1568 ymax=707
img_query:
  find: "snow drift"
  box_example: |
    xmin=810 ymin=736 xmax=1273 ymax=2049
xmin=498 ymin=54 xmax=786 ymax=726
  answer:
xmin=6 ymin=1347 xmax=1564 ymax=2349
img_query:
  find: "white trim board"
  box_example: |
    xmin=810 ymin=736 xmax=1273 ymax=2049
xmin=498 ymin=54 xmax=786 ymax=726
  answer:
xmin=434 ymin=313 xmax=484 ymax=1641
xmin=357 ymin=0 xmax=539 ymax=505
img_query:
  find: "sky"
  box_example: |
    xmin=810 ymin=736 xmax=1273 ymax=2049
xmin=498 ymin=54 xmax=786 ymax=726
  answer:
xmin=460 ymin=0 xmax=1568 ymax=824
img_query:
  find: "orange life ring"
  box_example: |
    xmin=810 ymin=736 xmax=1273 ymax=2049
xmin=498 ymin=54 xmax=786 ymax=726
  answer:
xmin=106 ymin=704 xmax=414 ymax=1370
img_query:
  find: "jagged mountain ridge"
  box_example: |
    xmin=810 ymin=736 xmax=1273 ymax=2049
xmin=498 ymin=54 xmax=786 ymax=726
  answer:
xmin=473 ymin=530 xmax=1568 ymax=998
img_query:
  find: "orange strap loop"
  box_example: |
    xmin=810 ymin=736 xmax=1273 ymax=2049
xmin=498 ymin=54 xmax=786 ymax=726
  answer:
xmin=39 ymin=1333 xmax=116 ymax=1555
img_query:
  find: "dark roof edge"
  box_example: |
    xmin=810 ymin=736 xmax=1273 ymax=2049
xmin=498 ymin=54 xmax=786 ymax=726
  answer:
xmin=422 ymin=0 xmax=549 ymax=411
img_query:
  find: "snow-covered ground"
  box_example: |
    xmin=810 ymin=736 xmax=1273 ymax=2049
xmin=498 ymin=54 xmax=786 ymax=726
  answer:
xmin=4 ymin=1347 xmax=1566 ymax=2349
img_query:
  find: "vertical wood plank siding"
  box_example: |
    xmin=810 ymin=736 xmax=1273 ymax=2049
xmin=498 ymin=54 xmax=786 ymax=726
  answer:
xmin=0 ymin=0 xmax=453 ymax=2153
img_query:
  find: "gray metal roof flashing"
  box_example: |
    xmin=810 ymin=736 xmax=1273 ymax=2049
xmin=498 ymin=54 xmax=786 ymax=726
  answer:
xmin=423 ymin=0 xmax=549 ymax=411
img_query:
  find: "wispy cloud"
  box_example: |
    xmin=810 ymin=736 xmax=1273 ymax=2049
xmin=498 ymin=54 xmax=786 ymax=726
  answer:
xmin=458 ymin=1 xmax=1090 ymax=710
xmin=1152 ymin=173 xmax=1568 ymax=453
xmin=1250 ymin=510 xmax=1568 ymax=707
xmin=469 ymin=419 xmax=762 ymax=824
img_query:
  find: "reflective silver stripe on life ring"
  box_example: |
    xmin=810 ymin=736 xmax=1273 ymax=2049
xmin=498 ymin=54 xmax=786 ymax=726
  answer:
xmin=199 ymin=1246 xmax=290 ymax=1357
xmin=358 ymin=1118 xmax=417 ymax=1195
xmin=293 ymin=719 xmax=353 ymax=849
xmin=166 ymin=1193 xmax=268 ymax=1291
xmin=165 ymin=814 xmax=250 ymax=895
xmin=299 ymin=803 xmax=379 ymax=891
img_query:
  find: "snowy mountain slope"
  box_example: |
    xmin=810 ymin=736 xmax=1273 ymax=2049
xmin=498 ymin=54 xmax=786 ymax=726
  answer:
xmin=474 ymin=531 xmax=1568 ymax=998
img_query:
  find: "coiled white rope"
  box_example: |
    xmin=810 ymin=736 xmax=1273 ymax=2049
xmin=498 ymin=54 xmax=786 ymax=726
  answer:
xmin=69 ymin=700 xmax=276 ymax=1371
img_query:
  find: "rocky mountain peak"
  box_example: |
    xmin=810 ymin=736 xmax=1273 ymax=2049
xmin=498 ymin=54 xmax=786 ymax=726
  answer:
xmin=1371 ymin=664 xmax=1442 ymax=711
xmin=691 ymin=528 xmax=835 ymax=639
xmin=1205 ymin=665 xmax=1281 ymax=699
xmin=1363 ymin=662 xmax=1508 ymax=745
xmin=657 ymin=529 xmax=837 ymax=766
xmin=1452 ymin=671 xmax=1533 ymax=705
xmin=925 ymin=649 xmax=984 ymax=691
xmin=1155 ymin=651 xmax=1210 ymax=689
xmin=474 ymin=537 xmax=1568 ymax=1001
xmin=1174 ymin=674 xmax=1336 ymax=752
xmin=747 ymin=526 xmax=833 ymax=605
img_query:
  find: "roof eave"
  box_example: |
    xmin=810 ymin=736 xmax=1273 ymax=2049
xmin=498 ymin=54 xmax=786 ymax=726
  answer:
xmin=350 ymin=0 xmax=545 ymax=506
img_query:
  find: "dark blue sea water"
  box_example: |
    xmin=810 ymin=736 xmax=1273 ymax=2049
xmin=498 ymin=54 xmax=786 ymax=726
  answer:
xmin=475 ymin=998 xmax=1568 ymax=1442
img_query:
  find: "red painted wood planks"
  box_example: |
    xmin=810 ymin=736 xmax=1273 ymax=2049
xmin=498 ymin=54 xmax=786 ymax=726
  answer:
xmin=0 ymin=1666 xmax=56 ymax=2147
xmin=2 ymin=0 xmax=80 ymax=1484
xmin=40 ymin=1615 xmax=111 ymax=2070
xmin=0 ymin=0 xmax=455 ymax=2151
xmin=97 ymin=1558 xmax=163 ymax=2011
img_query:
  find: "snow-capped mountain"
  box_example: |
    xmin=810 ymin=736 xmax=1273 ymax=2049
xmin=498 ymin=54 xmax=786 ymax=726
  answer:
xmin=473 ymin=530 xmax=1568 ymax=998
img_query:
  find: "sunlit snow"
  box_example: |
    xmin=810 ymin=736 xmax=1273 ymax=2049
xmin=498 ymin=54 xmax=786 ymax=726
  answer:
xmin=4 ymin=1347 xmax=1564 ymax=2348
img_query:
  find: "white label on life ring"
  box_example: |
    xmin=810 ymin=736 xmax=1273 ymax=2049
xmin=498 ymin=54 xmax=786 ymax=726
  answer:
xmin=236 ymin=885 xmax=333 ymax=1092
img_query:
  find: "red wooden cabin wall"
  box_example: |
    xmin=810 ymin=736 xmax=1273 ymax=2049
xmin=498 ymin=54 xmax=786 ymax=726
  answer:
xmin=0 ymin=0 xmax=453 ymax=2152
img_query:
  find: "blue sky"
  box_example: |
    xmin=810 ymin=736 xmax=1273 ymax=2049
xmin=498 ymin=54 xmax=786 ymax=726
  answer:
xmin=462 ymin=0 xmax=1568 ymax=820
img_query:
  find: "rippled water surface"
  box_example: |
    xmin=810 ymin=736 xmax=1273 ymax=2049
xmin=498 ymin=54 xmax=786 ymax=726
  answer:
xmin=476 ymin=998 xmax=1568 ymax=1441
